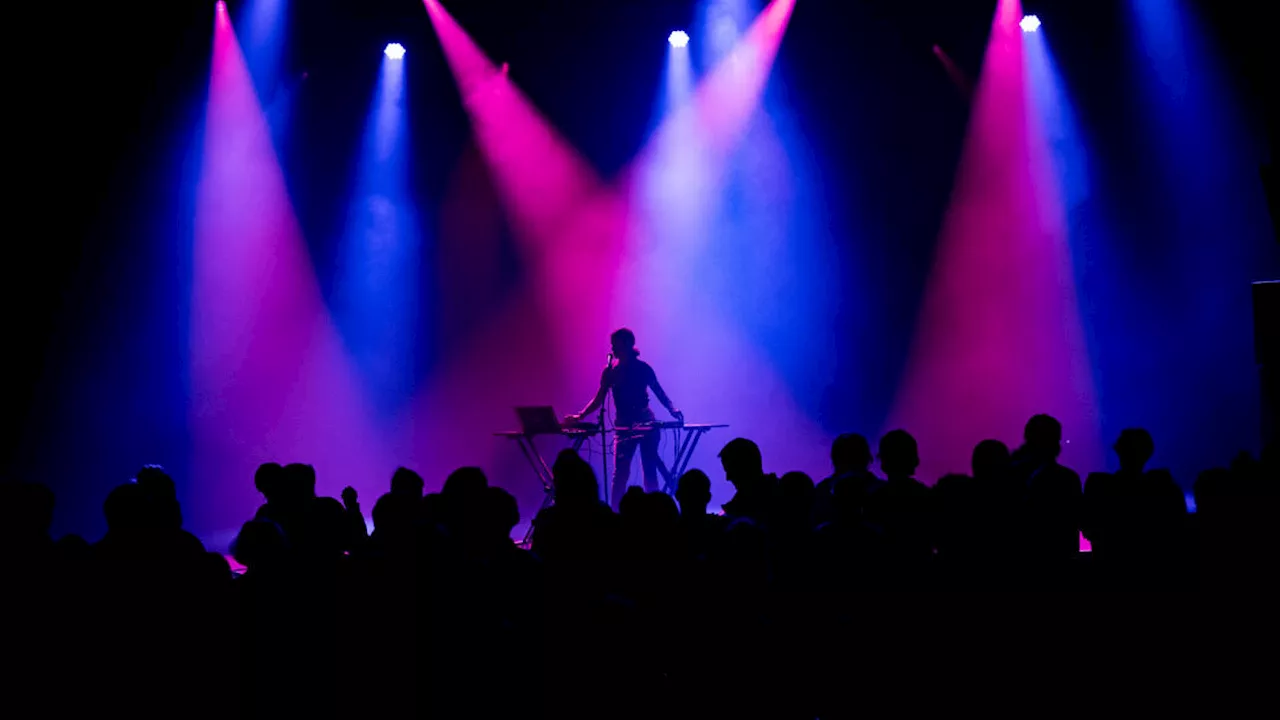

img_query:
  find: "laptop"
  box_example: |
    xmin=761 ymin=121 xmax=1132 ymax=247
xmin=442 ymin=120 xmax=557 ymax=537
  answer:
xmin=515 ymin=406 xmax=564 ymax=436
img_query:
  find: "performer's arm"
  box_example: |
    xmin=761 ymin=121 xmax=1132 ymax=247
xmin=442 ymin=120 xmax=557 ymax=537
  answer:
xmin=649 ymin=368 xmax=683 ymax=422
xmin=569 ymin=370 xmax=609 ymax=420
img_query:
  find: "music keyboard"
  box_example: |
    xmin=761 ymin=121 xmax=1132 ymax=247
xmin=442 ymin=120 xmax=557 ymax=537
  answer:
xmin=497 ymin=422 xmax=727 ymax=437
xmin=494 ymin=422 xmax=600 ymax=438
xmin=615 ymin=422 xmax=728 ymax=432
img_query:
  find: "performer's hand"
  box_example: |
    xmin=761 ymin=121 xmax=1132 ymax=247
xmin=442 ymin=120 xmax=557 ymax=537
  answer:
xmin=565 ymin=414 xmax=581 ymax=424
xmin=671 ymin=409 xmax=684 ymax=424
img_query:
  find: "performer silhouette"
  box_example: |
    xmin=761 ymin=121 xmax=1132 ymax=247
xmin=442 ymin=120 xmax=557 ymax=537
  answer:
xmin=567 ymin=328 xmax=682 ymax=508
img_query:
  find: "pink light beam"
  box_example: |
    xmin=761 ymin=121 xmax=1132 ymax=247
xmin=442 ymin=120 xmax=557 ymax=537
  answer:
xmin=933 ymin=44 xmax=974 ymax=100
xmin=422 ymin=0 xmax=602 ymax=255
xmin=885 ymin=0 xmax=1103 ymax=484
xmin=422 ymin=0 xmax=617 ymax=387
xmin=193 ymin=9 xmax=393 ymax=529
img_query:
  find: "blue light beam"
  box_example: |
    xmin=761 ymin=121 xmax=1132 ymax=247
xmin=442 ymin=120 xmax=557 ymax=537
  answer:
xmin=333 ymin=54 xmax=424 ymax=417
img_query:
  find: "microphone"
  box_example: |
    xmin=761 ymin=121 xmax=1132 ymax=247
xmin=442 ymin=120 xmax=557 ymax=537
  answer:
xmin=606 ymin=352 xmax=614 ymax=368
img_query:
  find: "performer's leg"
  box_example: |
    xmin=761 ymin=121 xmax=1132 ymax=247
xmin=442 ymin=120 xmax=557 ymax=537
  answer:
xmin=613 ymin=435 xmax=638 ymax=509
xmin=640 ymin=429 xmax=661 ymax=493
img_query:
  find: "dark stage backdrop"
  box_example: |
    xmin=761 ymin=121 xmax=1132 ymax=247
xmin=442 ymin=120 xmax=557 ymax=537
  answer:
xmin=5 ymin=0 xmax=1276 ymax=543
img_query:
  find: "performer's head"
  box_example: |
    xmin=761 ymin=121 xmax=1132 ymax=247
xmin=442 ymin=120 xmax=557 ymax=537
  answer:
xmin=610 ymin=328 xmax=638 ymax=359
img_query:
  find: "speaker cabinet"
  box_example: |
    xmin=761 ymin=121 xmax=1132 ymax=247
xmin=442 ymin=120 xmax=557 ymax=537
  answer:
xmin=1257 ymin=282 xmax=1280 ymax=447
xmin=1265 ymin=163 xmax=1278 ymax=244
xmin=1257 ymin=281 xmax=1280 ymax=366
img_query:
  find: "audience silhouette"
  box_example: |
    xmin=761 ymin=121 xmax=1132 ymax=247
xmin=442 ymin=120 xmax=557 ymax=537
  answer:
xmin=5 ymin=416 xmax=1274 ymax=717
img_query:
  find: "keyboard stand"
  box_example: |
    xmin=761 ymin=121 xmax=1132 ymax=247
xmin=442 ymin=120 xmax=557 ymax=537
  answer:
xmin=614 ymin=424 xmax=729 ymax=496
xmin=495 ymin=429 xmax=596 ymax=547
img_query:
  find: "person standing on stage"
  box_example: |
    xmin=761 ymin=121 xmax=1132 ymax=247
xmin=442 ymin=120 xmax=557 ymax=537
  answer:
xmin=567 ymin=328 xmax=683 ymax=508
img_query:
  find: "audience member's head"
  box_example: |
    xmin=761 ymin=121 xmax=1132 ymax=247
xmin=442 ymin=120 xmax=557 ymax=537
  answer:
xmin=778 ymin=472 xmax=816 ymax=524
xmin=482 ymin=486 xmax=520 ymax=543
xmin=391 ymin=467 xmax=426 ymax=498
xmin=254 ymin=462 xmax=284 ymax=501
xmin=675 ymin=469 xmax=712 ymax=516
xmin=972 ymin=439 xmax=1012 ymax=480
xmin=878 ymin=430 xmax=920 ymax=479
xmin=439 ymin=468 xmax=489 ymax=533
xmin=552 ymin=449 xmax=584 ymax=481
xmin=780 ymin=471 xmax=816 ymax=499
xmin=282 ymin=463 xmax=318 ymax=499
xmin=56 ymin=533 xmax=91 ymax=564
xmin=103 ymin=483 xmax=154 ymax=534
xmin=552 ymin=450 xmax=599 ymax=506
xmin=421 ymin=492 xmax=446 ymax=528
xmin=231 ymin=519 xmax=288 ymax=570
xmin=341 ymin=486 xmax=359 ymax=508
xmin=831 ymin=433 xmax=873 ymax=475
xmin=1023 ymin=414 xmax=1063 ymax=461
xmin=298 ymin=496 xmax=347 ymax=560
xmin=135 ymin=465 xmax=175 ymax=500
xmin=641 ymin=491 xmax=681 ymax=530
xmin=442 ymin=467 xmax=488 ymax=500
xmin=135 ymin=464 xmax=182 ymax=530
xmin=619 ymin=486 xmax=647 ymax=517
xmin=719 ymin=438 xmax=764 ymax=483
xmin=373 ymin=492 xmax=419 ymax=536
xmin=1114 ymin=428 xmax=1155 ymax=474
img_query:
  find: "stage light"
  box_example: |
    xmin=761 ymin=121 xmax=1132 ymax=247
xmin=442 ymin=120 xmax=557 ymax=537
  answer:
xmin=215 ymin=0 xmax=225 ymax=12
xmin=669 ymin=30 xmax=690 ymax=48
xmin=1020 ymin=15 xmax=1041 ymax=33
xmin=384 ymin=42 xmax=406 ymax=60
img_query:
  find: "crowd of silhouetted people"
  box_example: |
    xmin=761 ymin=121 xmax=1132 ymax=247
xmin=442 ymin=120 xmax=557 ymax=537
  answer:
xmin=5 ymin=413 xmax=1278 ymax=719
